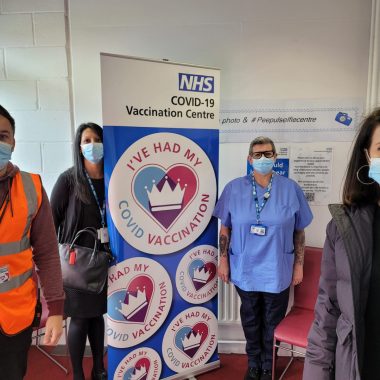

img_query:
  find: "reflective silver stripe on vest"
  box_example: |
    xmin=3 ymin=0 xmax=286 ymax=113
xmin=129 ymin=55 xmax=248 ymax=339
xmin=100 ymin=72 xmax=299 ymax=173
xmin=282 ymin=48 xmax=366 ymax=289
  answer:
xmin=0 ymin=268 xmax=33 ymax=293
xmin=20 ymin=171 xmax=38 ymax=238
xmin=0 ymin=236 xmax=31 ymax=256
xmin=0 ymin=172 xmax=38 ymax=256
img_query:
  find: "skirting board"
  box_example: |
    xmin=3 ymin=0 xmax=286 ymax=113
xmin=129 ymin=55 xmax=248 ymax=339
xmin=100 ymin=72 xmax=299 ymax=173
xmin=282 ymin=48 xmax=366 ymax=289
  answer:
xmin=218 ymin=321 xmax=245 ymax=354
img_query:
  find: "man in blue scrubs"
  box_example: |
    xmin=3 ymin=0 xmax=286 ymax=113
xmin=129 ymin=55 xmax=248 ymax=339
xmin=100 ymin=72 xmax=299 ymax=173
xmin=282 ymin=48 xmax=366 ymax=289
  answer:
xmin=214 ymin=136 xmax=313 ymax=380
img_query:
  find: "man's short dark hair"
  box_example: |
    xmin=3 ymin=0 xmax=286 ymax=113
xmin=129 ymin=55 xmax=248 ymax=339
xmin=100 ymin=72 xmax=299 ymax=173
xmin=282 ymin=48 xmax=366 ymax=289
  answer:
xmin=0 ymin=105 xmax=15 ymax=135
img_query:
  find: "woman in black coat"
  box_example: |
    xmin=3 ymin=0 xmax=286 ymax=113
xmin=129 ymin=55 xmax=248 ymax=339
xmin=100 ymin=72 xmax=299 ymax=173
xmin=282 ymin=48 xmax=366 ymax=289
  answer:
xmin=51 ymin=123 xmax=107 ymax=380
xmin=303 ymin=108 xmax=380 ymax=379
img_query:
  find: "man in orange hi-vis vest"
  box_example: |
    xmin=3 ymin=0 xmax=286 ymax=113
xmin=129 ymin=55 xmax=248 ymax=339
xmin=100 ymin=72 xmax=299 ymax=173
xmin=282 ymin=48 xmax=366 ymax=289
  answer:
xmin=0 ymin=105 xmax=65 ymax=379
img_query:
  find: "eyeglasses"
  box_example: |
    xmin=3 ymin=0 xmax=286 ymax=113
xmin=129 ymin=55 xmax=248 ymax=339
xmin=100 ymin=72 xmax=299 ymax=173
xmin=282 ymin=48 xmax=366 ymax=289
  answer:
xmin=250 ymin=151 xmax=275 ymax=159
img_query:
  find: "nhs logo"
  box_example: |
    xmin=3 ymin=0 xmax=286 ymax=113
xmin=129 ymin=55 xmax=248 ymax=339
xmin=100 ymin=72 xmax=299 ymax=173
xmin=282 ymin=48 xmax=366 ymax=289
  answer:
xmin=178 ymin=73 xmax=214 ymax=93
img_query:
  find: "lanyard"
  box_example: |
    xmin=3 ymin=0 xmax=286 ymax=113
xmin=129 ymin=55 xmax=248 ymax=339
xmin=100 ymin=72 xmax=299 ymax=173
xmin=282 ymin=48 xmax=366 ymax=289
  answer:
xmin=252 ymin=173 xmax=273 ymax=224
xmin=85 ymin=171 xmax=106 ymax=227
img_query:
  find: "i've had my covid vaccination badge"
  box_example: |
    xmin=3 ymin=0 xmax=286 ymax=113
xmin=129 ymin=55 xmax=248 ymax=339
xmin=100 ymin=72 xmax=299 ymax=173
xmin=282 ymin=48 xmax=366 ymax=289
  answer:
xmin=107 ymin=257 xmax=173 ymax=348
xmin=108 ymin=132 xmax=217 ymax=254
xmin=162 ymin=307 xmax=218 ymax=373
xmin=176 ymin=245 xmax=218 ymax=304
xmin=113 ymin=347 xmax=162 ymax=380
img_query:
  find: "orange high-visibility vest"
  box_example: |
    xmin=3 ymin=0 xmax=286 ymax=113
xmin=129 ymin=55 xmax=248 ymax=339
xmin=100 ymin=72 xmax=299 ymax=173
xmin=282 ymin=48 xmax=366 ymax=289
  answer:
xmin=0 ymin=171 xmax=42 ymax=335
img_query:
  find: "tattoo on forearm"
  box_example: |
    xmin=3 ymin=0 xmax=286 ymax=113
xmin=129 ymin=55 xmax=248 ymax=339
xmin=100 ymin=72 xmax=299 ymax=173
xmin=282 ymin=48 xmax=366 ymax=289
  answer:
xmin=294 ymin=230 xmax=305 ymax=265
xmin=219 ymin=234 xmax=229 ymax=258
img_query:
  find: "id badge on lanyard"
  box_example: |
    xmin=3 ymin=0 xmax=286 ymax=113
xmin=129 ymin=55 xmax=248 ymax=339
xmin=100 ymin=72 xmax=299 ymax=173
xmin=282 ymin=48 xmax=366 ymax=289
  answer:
xmin=98 ymin=227 xmax=109 ymax=243
xmin=85 ymin=171 xmax=109 ymax=243
xmin=250 ymin=224 xmax=267 ymax=236
xmin=250 ymin=173 xmax=273 ymax=237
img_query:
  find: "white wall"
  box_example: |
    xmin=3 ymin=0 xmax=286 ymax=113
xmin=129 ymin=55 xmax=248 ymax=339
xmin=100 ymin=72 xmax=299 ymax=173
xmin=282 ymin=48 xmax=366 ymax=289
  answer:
xmin=0 ymin=0 xmax=372 ymax=251
xmin=69 ymin=0 xmax=371 ymax=248
xmin=0 ymin=0 xmax=73 ymax=195
xmin=68 ymin=0 xmax=373 ymax=351
xmin=0 ymin=0 xmax=374 ymax=352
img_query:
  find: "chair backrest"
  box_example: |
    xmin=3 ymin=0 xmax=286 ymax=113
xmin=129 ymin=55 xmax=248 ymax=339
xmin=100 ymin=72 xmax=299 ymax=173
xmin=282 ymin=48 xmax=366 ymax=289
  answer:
xmin=293 ymin=246 xmax=322 ymax=311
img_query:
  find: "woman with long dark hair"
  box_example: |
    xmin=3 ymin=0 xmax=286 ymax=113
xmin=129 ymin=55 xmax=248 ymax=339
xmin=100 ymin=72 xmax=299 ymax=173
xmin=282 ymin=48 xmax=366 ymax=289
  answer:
xmin=51 ymin=123 xmax=107 ymax=380
xmin=304 ymin=108 xmax=380 ymax=379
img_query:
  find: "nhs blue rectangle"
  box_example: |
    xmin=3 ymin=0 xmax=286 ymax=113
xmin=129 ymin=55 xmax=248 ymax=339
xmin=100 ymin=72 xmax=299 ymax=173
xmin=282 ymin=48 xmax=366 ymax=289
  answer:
xmin=178 ymin=73 xmax=214 ymax=93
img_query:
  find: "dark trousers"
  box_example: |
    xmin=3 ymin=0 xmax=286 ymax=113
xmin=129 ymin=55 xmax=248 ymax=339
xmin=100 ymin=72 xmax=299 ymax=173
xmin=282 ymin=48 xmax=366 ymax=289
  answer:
xmin=0 ymin=327 xmax=32 ymax=380
xmin=236 ymin=286 xmax=290 ymax=370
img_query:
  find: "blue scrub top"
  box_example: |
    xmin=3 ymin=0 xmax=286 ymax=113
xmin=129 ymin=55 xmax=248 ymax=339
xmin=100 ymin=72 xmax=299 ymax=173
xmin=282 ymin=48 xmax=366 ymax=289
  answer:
xmin=213 ymin=173 xmax=313 ymax=293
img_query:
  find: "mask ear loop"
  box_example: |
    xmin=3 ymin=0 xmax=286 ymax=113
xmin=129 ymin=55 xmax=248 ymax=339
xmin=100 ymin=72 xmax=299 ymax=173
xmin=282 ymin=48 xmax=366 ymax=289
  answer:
xmin=357 ymin=149 xmax=375 ymax=185
xmin=364 ymin=148 xmax=371 ymax=163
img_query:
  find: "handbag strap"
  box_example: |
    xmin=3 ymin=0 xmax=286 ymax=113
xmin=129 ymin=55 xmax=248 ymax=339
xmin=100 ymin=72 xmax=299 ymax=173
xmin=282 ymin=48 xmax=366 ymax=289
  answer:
xmin=69 ymin=227 xmax=98 ymax=252
xmin=69 ymin=227 xmax=113 ymax=263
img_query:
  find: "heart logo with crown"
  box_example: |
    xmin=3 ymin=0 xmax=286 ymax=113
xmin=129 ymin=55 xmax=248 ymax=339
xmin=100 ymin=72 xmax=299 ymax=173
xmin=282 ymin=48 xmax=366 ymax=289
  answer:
xmin=116 ymin=275 xmax=154 ymax=324
xmin=132 ymin=164 xmax=198 ymax=231
xmin=174 ymin=322 xmax=209 ymax=359
xmin=123 ymin=358 xmax=150 ymax=380
xmin=188 ymin=259 xmax=217 ymax=291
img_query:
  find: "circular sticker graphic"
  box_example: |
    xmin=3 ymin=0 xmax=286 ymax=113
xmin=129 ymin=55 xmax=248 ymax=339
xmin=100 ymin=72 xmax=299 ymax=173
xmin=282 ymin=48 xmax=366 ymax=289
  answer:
xmin=176 ymin=245 xmax=218 ymax=304
xmin=162 ymin=306 xmax=218 ymax=373
xmin=108 ymin=132 xmax=217 ymax=254
xmin=113 ymin=347 xmax=162 ymax=380
xmin=107 ymin=257 xmax=173 ymax=348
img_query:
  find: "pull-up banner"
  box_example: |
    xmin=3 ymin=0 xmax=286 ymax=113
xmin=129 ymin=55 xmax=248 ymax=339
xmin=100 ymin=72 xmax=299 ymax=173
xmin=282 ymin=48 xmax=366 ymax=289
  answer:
xmin=101 ymin=54 xmax=220 ymax=380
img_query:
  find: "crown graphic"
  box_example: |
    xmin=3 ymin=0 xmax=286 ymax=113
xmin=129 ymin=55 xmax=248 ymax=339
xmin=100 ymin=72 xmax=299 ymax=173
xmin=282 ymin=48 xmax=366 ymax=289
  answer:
xmin=145 ymin=176 xmax=186 ymax=212
xmin=193 ymin=266 xmax=210 ymax=284
xmin=129 ymin=365 xmax=147 ymax=380
xmin=182 ymin=330 xmax=202 ymax=351
xmin=116 ymin=287 xmax=148 ymax=320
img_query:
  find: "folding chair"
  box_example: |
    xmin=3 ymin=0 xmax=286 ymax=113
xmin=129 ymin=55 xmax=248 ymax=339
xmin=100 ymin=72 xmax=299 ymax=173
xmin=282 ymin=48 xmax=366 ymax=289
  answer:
xmin=272 ymin=246 xmax=322 ymax=380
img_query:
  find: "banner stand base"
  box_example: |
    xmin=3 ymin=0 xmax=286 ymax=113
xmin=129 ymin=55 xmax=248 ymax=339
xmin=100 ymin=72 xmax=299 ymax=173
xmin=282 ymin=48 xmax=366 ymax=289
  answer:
xmin=162 ymin=360 xmax=221 ymax=380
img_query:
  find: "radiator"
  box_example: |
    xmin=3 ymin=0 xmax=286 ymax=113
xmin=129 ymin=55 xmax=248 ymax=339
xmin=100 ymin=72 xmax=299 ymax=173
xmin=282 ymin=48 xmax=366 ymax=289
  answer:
xmin=217 ymin=281 xmax=246 ymax=353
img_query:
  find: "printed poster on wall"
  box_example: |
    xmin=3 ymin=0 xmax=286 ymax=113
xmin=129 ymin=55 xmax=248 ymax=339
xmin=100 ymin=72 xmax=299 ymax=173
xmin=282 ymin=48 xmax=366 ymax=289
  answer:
xmin=289 ymin=146 xmax=333 ymax=205
xmin=220 ymin=99 xmax=363 ymax=143
xmin=101 ymin=54 xmax=220 ymax=380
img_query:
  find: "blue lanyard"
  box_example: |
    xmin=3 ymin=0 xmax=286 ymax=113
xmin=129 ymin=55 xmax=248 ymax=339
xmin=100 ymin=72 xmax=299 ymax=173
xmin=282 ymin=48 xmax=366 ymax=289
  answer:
xmin=85 ymin=171 xmax=106 ymax=227
xmin=252 ymin=173 xmax=274 ymax=224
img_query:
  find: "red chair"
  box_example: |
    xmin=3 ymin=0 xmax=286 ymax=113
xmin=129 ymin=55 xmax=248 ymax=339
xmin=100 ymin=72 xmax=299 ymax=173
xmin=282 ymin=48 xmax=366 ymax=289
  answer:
xmin=32 ymin=273 xmax=69 ymax=374
xmin=272 ymin=246 xmax=322 ymax=380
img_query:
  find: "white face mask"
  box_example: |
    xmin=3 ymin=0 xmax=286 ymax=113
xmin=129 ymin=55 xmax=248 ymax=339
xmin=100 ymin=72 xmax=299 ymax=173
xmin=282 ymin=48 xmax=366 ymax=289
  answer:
xmin=251 ymin=157 xmax=275 ymax=174
xmin=368 ymin=157 xmax=380 ymax=184
xmin=0 ymin=141 xmax=12 ymax=170
xmin=81 ymin=142 xmax=104 ymax=164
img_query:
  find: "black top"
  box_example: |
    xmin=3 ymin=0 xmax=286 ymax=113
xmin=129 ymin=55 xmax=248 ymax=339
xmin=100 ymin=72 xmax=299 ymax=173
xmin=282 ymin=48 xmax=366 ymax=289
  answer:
xmin=363 ymin=205 xmax=380 ymax=378
xmin=50 ymin=167 xmax=107 ymax=318
xmin=50 ymin=168 xmax=105 ymax=247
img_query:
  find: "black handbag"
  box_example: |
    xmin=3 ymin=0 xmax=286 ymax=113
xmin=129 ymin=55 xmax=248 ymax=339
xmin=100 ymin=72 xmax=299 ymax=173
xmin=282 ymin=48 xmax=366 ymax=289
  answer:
xmin=59 ymin=227 xmax=113 ymax=294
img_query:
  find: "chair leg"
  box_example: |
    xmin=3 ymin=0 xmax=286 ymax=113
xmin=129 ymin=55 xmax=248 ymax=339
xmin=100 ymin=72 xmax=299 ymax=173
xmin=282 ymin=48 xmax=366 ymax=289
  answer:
xmin=278 ymin=345 xmax=294 ymax=380
xmin=34 ymin=322 xmax=70 ymax=375
xmin=272 ymin=339 xmax=277 ymax=380
xmin=36 ymin=345 xmax=69 ymax=374
xmin=35 ymin=328 xmax=40 ymax=346
xmin=64 ymin=320 xmax=70 ymax=374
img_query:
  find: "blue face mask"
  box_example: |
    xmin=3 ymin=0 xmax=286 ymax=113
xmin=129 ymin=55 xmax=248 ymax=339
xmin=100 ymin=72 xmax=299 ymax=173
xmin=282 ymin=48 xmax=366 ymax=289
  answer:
xmin=252 ymin=156 xmax=274 ymax=175
xmin=81 ymin=142 xmax=104 ymax=164
xmin=0 ymin=142 xmax=12 ymax=170
xmin=368 ymin=157 xmax=380 ymax=184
